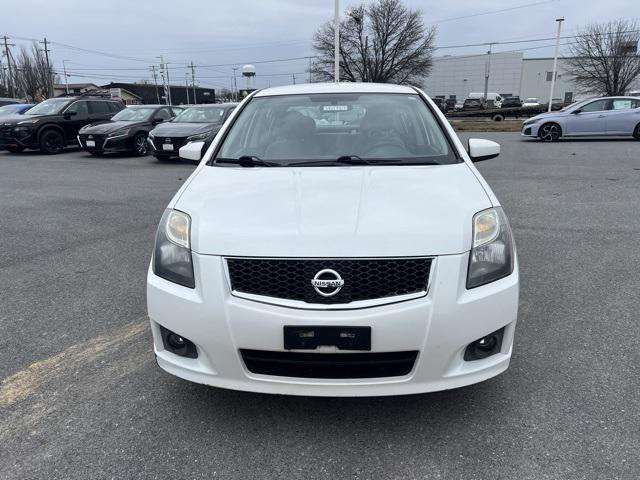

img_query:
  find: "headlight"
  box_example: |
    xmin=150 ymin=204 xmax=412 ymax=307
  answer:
xmin=186 ymin=130 xmax=213 ymax=142
xmin=108 ymin=129 xmax=130 ymax=137
xmin=152 ymin=209 xmax=195 ymax=288
xmin=523 ymin=118 xmax=539 ymax=126
xmin=467 ymin=207 xmax=515 ymax=289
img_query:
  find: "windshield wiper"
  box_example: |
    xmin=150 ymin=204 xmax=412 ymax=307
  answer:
xmin=288 ymin=156 xmax=402 ymax=166
xmin=214 ymin=156 xmax=278 ymax=167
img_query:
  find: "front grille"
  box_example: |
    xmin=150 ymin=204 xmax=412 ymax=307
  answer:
xmin=0 ymin=125 xmax=14 ymax=138
xmin=159 ymin=137 xmax=186 ymax=151
xmin=227 ymin=258 xmax=432 ymax=304
xmin=79 ymin=134 xmax=106 ymax=148
xmin=240 ymin=349 xmax=418 ymax=378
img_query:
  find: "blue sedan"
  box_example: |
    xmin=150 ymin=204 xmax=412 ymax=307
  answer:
xmin=521 ymin=96 xmax=640 ymax=141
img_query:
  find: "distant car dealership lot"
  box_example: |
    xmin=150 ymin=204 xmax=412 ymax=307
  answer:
xmin=1 ymin=133 xmax=638 ymax=479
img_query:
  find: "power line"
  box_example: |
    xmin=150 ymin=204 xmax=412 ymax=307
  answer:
xmin=429 ymin=0 xmax=559 ymax=25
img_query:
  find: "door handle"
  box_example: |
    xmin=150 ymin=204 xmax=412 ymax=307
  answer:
xmin=597 ymin=114 xmax=606 ymax=118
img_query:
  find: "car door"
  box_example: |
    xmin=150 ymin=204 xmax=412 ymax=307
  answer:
xmin=88 ymin=101 xmax=114 ymax=124
xmin=62 ymin=100 xmax=90 ymax=140
xmin=564 ymin=99 xmax=610 ymax=135
xmin=605 ymin=98 xmax=640 ymax=135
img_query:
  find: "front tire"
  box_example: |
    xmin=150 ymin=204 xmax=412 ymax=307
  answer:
xmin=5 ymin=145 xmax=24 ymax=153
xmin=633 ymin=123 xmax=640 ymax=140
xmin=538 ymin=122 xmax=562 ymax=142
xmin=133 ymin=133 xmax=148 ymax=156
xmin=39 ymin=129 xmax=65 ymax=154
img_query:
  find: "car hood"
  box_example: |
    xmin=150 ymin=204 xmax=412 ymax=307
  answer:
xmin=176 ymin=163 xmax=493 ymax=257
xmin=1 ymin=114 xmax=41 ymax=125
xmin=150 ymin=122 xmax=218 ymax=137
xmin=527 ymin=111 xmax=566 ymax=122
xmin=81 ymin=120 xmax=145 ymax=134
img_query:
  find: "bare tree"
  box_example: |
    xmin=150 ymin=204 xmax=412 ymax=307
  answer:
xmin=310 ymin=0 xmax=436 ymax=84
xmin=565 ymin=19 xmax=640 ymax=96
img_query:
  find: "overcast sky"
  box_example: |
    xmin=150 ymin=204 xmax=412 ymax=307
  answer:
xmin=2 ymin=0 xmax=635 ymax=90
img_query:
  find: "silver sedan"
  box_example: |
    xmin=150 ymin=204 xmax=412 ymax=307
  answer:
xmin=521 ymin=96 xmax=640 ymax=141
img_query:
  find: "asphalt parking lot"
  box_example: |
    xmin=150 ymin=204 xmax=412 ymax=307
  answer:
xmin=1 ymin=133 xmax=639 ymax=479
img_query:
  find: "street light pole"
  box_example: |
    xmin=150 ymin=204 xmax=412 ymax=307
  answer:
xmin=548 ymin=17 xmax=564 ymax=112
xmin=334 ymin=0 xmax=340 ymax=82
xmin=62 ymin=60 xmax=70 ymax=95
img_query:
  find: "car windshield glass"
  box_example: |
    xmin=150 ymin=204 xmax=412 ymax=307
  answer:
xmin=24 ymin=98 xmax=70 ymax=115
xmin=561 ymin=99 xmax=588 ymax=112
xmin=112 ymin=107 xmax=156 ymax=121
xmin=174 ymin=106 xmax=225 ymax=123
xmin=0 ymin=105 xmax=19 ymax=115
xmin=525 ymin=98 xmax=537 ymax=103
xmin=214 ymin=93 xmax=458 ymax=166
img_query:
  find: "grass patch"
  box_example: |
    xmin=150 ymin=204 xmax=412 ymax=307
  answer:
xmin=450 ymin=120 xmax=523 ymax=132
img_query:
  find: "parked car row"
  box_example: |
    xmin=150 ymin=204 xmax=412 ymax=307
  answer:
xmin=0 ymin=92 xmax=238 ymax=159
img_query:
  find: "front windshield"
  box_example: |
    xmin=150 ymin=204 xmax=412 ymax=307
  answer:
xmin=0 ymin=105 xmax=20 ymax=115
xmin=112 ymin=107 xmax=156 ymax=122
xmin=25 ymin=98 xmax=70 ymax=115
xmin=215 ymin=93 xmax=458 ymax=166
xmin=174 ymin=106 xmax=225 ymax=123
xmin=560 ymin=99 xmax=588 ymax=112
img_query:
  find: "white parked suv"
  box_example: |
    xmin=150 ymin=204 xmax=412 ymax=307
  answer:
xmin=147 ymin=82 xmax=519 ymax=396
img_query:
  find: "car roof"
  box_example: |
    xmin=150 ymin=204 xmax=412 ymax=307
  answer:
xmin=254 ymin=82 xmax=416 ymax=97
xmin=182 ymin=103 xmax=236 ymax=108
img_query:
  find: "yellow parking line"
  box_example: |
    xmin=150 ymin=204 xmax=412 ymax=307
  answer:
xmin=0 ymin=320 xmax=148 ymax=408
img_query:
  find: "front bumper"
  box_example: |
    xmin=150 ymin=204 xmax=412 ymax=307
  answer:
xmin=0 ymin=127 xmax=38 ymax=149
xmin=147 ymin=252 xmax=519 ymax=396
xmin=78 ymin=134 xmax=131 ymax=153
xmin=148 ymin=136 xmax=187 ymax=157
xmin=521 ymin=122 xmax=540 ymax=137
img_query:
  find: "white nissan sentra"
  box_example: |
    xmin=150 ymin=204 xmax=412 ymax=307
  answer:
xmin=147 ymin=82 xmax=519 ymax=396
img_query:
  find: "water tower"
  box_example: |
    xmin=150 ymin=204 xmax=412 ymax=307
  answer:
xmin=242 ymin=64 xmax=256 ymax=90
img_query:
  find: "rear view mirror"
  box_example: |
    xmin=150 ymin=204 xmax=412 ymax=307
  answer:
xmin=179 ymin=141 xmax=205 ymax=161
xmin=468 ymin=138 xmax=500 ymax=162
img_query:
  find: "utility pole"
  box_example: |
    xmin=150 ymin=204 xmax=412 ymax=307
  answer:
xmin=334 ymin=0 xmax=340 ymax=82
xmin=483 ymin=43 xmax=494 ymax=103
xmin=185 ymin=73 xmax=190 ymax=105
xmin=62 ymin=60 xmax=70 ymax=95
xmin=189 ymin=61 xmax=196 ymax=104
xmin=150 ymin=65 xmax=160 ymax=103
xmin=164 ymin=61 xmax=172 ymax=105
xmin=232 ymin=67 xmax=238 ymax=102
xmin=2 ymin=35 xmax=15 ymax=98
xmin=157 ymin=56 xmax=168 ymax=105
xmin=39 ymin=37 xmax=53 ymax=97
xmin=548 ymin=17 xmax=565 ymax=112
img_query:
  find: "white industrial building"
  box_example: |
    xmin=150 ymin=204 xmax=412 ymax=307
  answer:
xmin=423 ymin=51 xmax=640 ymax=105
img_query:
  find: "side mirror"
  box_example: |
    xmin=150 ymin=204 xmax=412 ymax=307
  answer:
xmin=152 ymin=118 xmax=164 ymax=125
xmin=64 ymin=111 xmax=77 ymax=119
xmin=468 ymin=138 xmax=500 ymax=162
xmin=179 ymin=141 xmax=205 ymax=161
xmin=572 ymin=109 xmax=581 ymax=114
